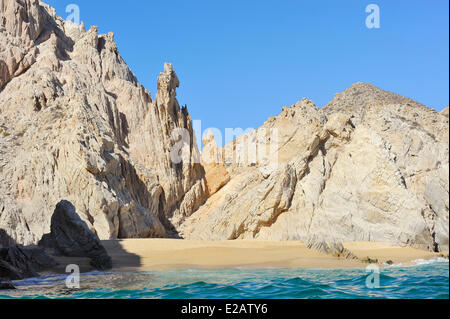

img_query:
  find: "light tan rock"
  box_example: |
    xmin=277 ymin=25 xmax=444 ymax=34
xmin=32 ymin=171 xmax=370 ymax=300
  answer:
xmin=1 ymin=1 xmax=448 ymax=253
xmin=181 ymin=84 xmax=449 ymax=252
xmin=0 ymin=1 xmax=206 ymax=244
xmin=0 ymin=0 xmax=45 ymax=89
xmin=306 ymin=235 xmax=357 ymax=259
xmin=201 ymin=130 xmax=230 ymax=196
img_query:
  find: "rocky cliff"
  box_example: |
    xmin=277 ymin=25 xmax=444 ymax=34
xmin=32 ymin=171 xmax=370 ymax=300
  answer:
xmin=1 ymin=1 xmax=448 ymax=252
xmin=181 ymin=84 xmax=449 ymax=252
xmin=0 ymin=0 xmax=207 ymax=244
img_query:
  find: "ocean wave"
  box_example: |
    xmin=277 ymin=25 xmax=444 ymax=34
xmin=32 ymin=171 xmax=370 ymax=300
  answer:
xmin=2 ymin=263 xmax=448 ymax=299
xmin=412 ymin=257 xmax=449 ymax=266
xmin=385 ymin=257 xmax=449 ymax=268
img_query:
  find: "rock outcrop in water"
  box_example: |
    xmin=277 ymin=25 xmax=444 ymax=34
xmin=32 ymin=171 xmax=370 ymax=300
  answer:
xmin=0 ymin=0 xmax=206 ymax=245
xmin=0 ymin=242 xmax=57 ymax=285
xmin=0 ymin=232 xmax=57 ymax=289
xmin=39 ymin=200 xmax=112 ymax=270
xmin=0 ymin=1 xmax=448 ymax=252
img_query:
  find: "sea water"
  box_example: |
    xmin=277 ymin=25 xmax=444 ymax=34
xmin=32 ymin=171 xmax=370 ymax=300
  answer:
xmin=1 ymin=259 xmax=448 ymax=299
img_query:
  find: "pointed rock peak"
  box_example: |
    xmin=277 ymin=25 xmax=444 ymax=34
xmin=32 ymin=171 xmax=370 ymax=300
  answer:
xmin=201 ymin=130 xmax=223 ymax=168
xmin=440 ymin=106 xmax=449 ymax=118
xmin=157 ymin=62 xmax=180 ymax=99
xmin=163 ymin=62 xmax=175 ymax=75
xmin=75 ymin=24 xmax=98 ymax=49
xmin=281 ymin=98 xmax=319 ymax=117
xmin=202 ymin=130 xmax=217 ymax=147
xmin=348 ymin=82 xmax=377 ymax=90
xmin=344 ymin=82 xmax=384 ymax=94
xmin=294 ymin=98 xmax=318 ymax=109
xmin=333 ymin=82 xmax=385 ymax=100
xmin=106 ymin=31 xmax=114 ymax=41
xmin=325 ymin=82 xmax=425 ymax=112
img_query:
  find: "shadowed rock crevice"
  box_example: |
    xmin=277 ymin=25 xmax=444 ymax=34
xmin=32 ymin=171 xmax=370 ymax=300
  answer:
xmin=0 ymin=1 xmax=448 ymax=252
xmin=0 ymin=244 xmax=57 ymax=279
xmin=0 ymin=229 xmax=15 ymax=248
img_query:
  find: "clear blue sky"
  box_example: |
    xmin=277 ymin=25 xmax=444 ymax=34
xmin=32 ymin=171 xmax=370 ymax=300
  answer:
xmin=46 ymin=0 xmax=449 ymax=146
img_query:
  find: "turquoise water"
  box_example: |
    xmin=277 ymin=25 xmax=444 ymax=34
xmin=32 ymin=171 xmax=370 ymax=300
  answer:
xmin=1 ymin=259 xmax=448 ymax=299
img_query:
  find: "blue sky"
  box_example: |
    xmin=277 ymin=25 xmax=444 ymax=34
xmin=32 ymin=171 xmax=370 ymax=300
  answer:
xmin=46 ymin=0 xmax=449 ymax=146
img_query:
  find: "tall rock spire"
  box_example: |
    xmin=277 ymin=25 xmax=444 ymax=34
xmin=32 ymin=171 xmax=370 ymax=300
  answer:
xmin=0 ymin=1 xmax=206 ymax=243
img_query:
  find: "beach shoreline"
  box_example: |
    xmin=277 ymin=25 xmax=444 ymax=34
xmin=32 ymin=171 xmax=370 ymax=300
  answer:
xmin=44 ymin=239 xmax=448 ymax=274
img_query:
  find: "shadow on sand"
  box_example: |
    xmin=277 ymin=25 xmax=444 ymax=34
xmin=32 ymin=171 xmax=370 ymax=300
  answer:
xmin=45 ymin=240 xmax=142 ymax=275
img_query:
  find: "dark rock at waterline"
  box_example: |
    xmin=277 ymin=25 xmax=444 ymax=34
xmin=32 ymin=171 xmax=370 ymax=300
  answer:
xmin=0 ymin=227 xmax=57 ymax=284
xmin=39 ymin=200 xmax=112 ymax=270
xmin=0 ymin=280 xmax=16 ymax=290
xmin=4 ymin=245 xmax=58 ymax=275
xmin=0 ymin=245 xmax=57 ymax=280
xmin=0 ymin=259 xmax=23 ymax=280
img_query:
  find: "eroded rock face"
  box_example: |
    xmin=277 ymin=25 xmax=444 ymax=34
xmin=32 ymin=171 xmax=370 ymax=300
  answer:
xmin=0 ymin=280 xmax=15 ymax=290
xmin=201 ymin=130 xmax=230 ymax=196
xmin=0 ymin=0 xmax=44 ymax=89
xmin=306 ymin=235 xmax=357 ymax=260
xmin=39 ymin=200 xmax=112 ymax=270
xmin=1 ymin=1 xmax=448 ymax=252
xmin=0 ymin=1 xmax=206 ymax=244
xmin=183 ymin=84 xmax=449 ymax=252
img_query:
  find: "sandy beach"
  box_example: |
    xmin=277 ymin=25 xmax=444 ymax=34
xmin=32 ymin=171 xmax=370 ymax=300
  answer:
xmin=46 ymin=239 xmax=447 ymax=274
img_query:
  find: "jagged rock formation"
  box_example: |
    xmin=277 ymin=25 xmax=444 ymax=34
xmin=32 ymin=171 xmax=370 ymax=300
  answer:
xmin=0 ymin=0 xmax=207 ymax=244
xmin=39 ymin=200 xmax=112 ymax=270
xmin=201 ymin=130 xmax=230 ymax=196
xmin=0 ymin=244 xmax=57 ymax=280
xmin=181 ymin=85 xmax=449 ymax=252
xmin=306 ymin=235 xmax=357 ymax=260
xmin=1 ymin=1 xmax=448 ymax=252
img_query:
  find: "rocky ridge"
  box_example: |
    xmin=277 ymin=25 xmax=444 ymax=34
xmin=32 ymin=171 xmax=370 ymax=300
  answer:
xmin=1 ymin=1 xmax=448 ymax=252
xmin=181 ymin=85 xmax=449 ymax=252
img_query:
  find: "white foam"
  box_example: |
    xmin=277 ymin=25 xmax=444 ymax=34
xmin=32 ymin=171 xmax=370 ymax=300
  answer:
xmin=385 ymin=257 xmax=449 ymax=268
xmin=12 ymin=270 xmax=111 ymax=286
xmin=411 ymin=257 xmax=449 ymax=266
